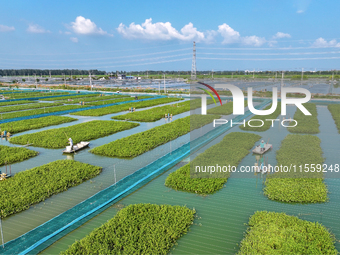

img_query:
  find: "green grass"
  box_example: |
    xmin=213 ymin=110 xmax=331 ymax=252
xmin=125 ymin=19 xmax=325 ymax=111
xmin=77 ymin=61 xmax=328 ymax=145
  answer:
xmin=239 ymin=104 xmax=281 ymax=131
xmin=328 ymin=104 xmax=340 ymax=133
xmin=0 ymin=145 xmax=38 ymax=166
xmin=264 ymin=134 xmax=327 ymax=203
xmin=61 ymin=203 xmax=195 ymax=255
xmin=0 ymin=104 xmax=86 ymax=120
xmin=71 ymin=97 xmax=182 ymax=116
xmin=0 ymin=102 xmax=63 ymax=113
xmin=91 ymin=114 xmax=220 ymax=158
xmin=0 ymin=116 xmax=77 ymax=134
xmin=165 ymin=132 xmax=261 ymax=195
xmin=10 ymin=120 xmax=139 ymax=148
xmin=238 ymin=211 xmax=337 ymax=254
xmin=288 ymin=103 xmax=320 ymax=134
xmin=0 ymin=160 xmax=101 ymax=218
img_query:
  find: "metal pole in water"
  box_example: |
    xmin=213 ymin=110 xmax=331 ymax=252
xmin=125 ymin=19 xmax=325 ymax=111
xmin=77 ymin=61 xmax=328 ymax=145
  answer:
xmin=0 ymin=217 xmax=4 ymax=248
xmin=114 ymin=165 xmax=116 ymax=185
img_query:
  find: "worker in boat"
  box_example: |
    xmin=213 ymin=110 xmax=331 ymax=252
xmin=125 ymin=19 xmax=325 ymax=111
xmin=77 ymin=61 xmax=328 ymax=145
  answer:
xmin=260 ymin=140 xmax=265 ymax=152
xmin=68 ymin=138 xmax=73 ymax=151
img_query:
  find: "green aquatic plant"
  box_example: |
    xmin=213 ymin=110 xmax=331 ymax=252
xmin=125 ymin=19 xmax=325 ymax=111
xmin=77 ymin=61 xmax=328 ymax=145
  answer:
xmin=10 ymin=120 xmax=139 ymax=148
xmin=71 ymin=97 xmax=182 ymax=116
xmin=328 ymin=104 xmax=340 ymax=133
xmin=61 ymin=203 xmax=195 ymax=255
xmin=0 ymin=100 xmax=35 ymax=107
xmin=87 ymin=96 xmax=151 ymax=106
xmin=165 ymin=132 xmax=261 ymax=195
xmin=0 ymin=104 xmax=86 ymax=120
xmin=0 ymin=116 xmax=77 ymax=134
xmin=288 ymin=103 xmax=319 ymax=134
xmin=264 ymin=134 xmax=327 ymax=203
xmin=0 ymin=160 xmax=101 ymax=218
xmin=39 ymin=93 xmax=99 ymax=101
xmin=0 ymin=102 xmax=63 ymax=113
xmin=239 ymin=104 xmax=281 ymax=131
xmin=238 ymin=211 xmax=337 ymax=254
xmin=0 ymin=145 xmax=38 ymax=166
xmin=91 ymin=114 xmax=219 ymax=158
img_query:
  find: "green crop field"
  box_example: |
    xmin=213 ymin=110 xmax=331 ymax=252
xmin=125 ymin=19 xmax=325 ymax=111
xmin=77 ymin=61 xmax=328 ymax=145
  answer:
xmin=0 ymin=145 xmax=38 ymax=166
xmin=328 ymin=104 xmax=340 ymax=133
xmin=87 ymin=96 xmax=151 ymax=106
xmin=61 ymin=204 xmax=195 ymax=255
xmin=264 ymin=134 xmax=327 ymax=203
xmin=238 ymin=211 xmax=337 ymax=254
xmin=91 ymin=114 xmax=219 ymax=158
xmin=39 ymin=93 xmax=100 ymax=101
xmin=10 ymin=120 xmax=139 ymax=148
xmin=0 ymin=116 xmax=77 ymax=134
xmin=0 ymin=100 xmax=35 ymax=107
xmin=165 ymin=132 xmax=261 ymax=195
xmin=0 ymin=160 xmax=101 ymax=218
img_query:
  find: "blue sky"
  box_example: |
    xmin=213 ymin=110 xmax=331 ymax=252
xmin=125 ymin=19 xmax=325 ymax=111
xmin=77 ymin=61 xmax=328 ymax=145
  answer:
xmin=1 ymin=0 xmax=340 ymax=72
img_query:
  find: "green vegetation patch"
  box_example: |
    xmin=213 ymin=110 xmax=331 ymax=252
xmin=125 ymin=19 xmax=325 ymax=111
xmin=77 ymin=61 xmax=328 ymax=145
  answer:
xmin=39 ymin=93 xmax=99 ymax=101
xmin=238 ymin=211 xmax=337 ymax=255
xmin=0 ymin=160 xmax=101 ymax=218
xmin=165 ymin=132 xmax=261 ymax=195
xmin=72 ymin=97 xmax=182 ymax=116
xmin=10 ymin=120 xmax=139 ymax=148
xmin=328 ymin=104 xmax=340 ymax=133
xmin=58 ymin=94 xmax=127 ymax=103
xmin=264 ymin=134 xmax=327 ymax=203
xmin=0 ymin=102 xmax=63 ymax=113
xmin=0 ymin=145 xmax=38 ymax=166
xmin=91 ymin=114 xmax=219 ymax=158
xmin=6 ymin=92 xmax=68 ymax=99
xmin=87 ymin=96 xmax=151 ymax=106
xmin=288 ymin=103 xmax=319 ymax=134
xmin=0 ymin=105 xmax=86 ymax=120
xmin=0 ymin=116 xmax=77 ymax=134
xmin=61 ymin=204 xmax=195 ymax=255
xmin=0 ymin=100 xmax=35 ymax=106
xmin=240 ymin=104 xmax=281 ymax=131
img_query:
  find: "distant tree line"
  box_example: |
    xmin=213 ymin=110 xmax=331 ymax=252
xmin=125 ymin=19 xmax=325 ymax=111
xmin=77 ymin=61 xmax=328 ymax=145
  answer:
xmin=0 ymin=69 xmax=106 ymax=76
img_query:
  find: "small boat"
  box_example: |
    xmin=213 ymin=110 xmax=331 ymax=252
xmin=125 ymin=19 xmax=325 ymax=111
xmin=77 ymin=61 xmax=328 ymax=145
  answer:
xmin=62 ymin=141 xmax=90 ymax=153
xmin=252 ymin=143 xmax=272 ymax=154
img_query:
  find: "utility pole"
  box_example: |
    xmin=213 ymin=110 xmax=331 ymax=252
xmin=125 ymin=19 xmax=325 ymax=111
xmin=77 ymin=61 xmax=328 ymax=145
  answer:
xmin=89 ymin=71 xmax=92 ymax=91
xmin=212 ymin=69 xmax=214 ymax=79
xmin=34 ymin=73 xmax=37 ymax=89
xmin=301 ymin=68 xmax=304 ymax=86
xmin=49 ymin=71 xmax=51 ymax=78
xmin=163 ymin=74 xmax=166 ymax=94
xmin=191 ymin=41 xmax=196 ymax=80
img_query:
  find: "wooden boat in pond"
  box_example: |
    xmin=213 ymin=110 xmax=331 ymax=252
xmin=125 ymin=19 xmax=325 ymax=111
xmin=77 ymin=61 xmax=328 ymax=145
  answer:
xmin=62 ymin=141 xmax=90 ymax=154
xmin=252 ymin=143 xmax=272 ymax=154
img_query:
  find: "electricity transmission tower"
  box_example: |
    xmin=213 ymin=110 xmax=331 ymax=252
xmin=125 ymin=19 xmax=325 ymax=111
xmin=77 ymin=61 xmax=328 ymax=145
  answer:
xmin=191 ymin=41 xmax=196 ymax=80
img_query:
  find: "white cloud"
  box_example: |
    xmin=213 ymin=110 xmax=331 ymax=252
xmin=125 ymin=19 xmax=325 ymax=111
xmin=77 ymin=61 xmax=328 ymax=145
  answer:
xmin=117 ymin=18 xmax=211 ymax=42
xmin=217 ymin=23 xmax=265 ymax=46
xmin=70 ymin=16 xmax=112 ymax=36
xmin=27 ymin=24 xmax=50 ymax=33
xmin=242 ymin=36 xmax=266 ymax=46
xmin=70 ymin=37 xmax=78 ymax=43
xmin=312 ymin=37 xmax=340 ymax=48
xmin=273 ymin=32 xmax=291 ymax=39
xmin=217 ymin=23 xmax=240 ymax=44
xmin=0 ymin=24 xmax=15 ymax=32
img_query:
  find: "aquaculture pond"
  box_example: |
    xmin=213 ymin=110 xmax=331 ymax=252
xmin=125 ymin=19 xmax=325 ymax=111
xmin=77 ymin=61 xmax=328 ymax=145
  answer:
xmin=41 ymin=103 xmax=340 ymax=255
xmin=1 ymin=90 xmax=340 ymax=254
